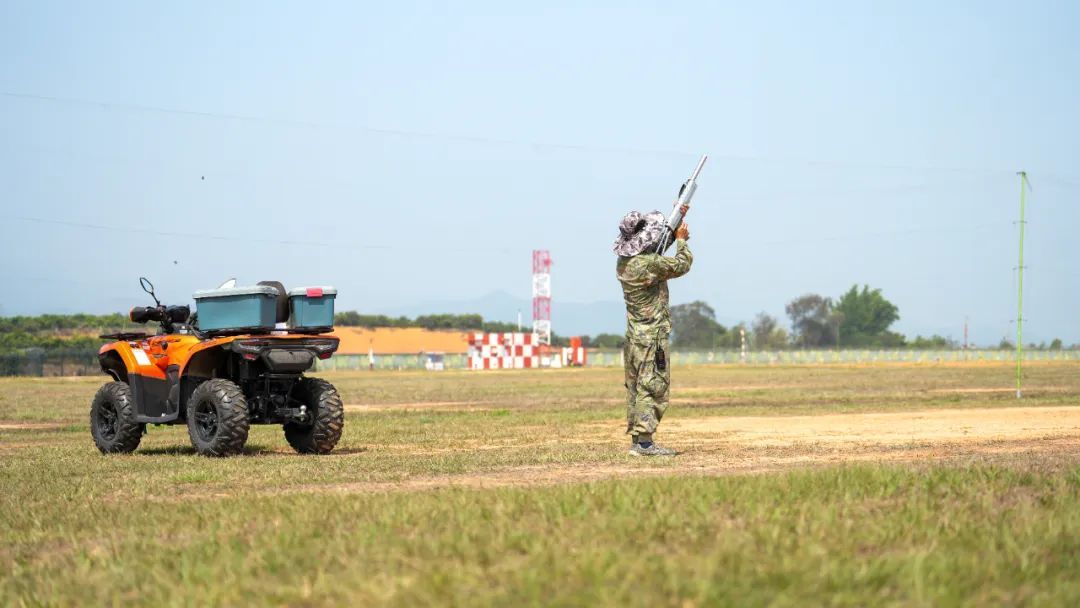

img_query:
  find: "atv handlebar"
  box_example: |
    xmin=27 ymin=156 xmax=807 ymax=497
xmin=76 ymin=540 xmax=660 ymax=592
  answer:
xmin=130 ymin=305 xmax=190 ymax=332
xmin=130 ymin=306 xmax=162 ymax=324
xmin=130 ymin=278 xmax=191 ymax=334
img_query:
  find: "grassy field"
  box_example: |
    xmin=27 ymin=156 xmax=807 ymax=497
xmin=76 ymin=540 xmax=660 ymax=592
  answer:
xmin=2 ymin=362 xmax=1080 ymax=606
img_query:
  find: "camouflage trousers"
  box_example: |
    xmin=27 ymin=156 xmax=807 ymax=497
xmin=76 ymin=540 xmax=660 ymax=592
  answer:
xmin=624 ymin=335 xmax=670 ymax=436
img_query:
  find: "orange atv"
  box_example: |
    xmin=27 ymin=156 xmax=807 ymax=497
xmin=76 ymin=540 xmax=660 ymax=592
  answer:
xmin=91 ymin=278 xmax=343 ymax=456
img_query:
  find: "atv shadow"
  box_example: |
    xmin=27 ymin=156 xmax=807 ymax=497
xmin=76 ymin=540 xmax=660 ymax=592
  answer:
xmin=134 ymin=444 xmax=366 ymax=456
xmin=321 ymin=447 xmax=368 ymax=456
xmin=136 ymin=443 xmax=279 ymax=456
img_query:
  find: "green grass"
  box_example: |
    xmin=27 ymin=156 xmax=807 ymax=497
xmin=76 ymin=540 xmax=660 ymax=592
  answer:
xmin=3 ymin=466 xmax=1080 ymax=606
xmin=1 ymin=362 xmax=1079 ymax=606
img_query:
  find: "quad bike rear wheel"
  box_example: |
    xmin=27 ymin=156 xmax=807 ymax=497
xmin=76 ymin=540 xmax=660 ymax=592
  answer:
xmin=90 ymin=381 xmax=143 ymax=454
xmin=284 ymin=378 xmax=344 ymax=454
xmin=187 ymin=379 xmax=250 ymax=457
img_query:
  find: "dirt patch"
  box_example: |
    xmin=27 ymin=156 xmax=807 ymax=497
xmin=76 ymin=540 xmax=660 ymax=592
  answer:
xmin=159 ymin=437 xmax=1080 ymax=501
xmin=141 ymin=405 xmax=1080 ymax=501
xmin=0 ymin=440 xmax=57 ymax=452
xmin=0 ymin=422 xmax=67 ymax=431
xmin=305 ymin=463 xmax=684 ymax=493
xmin=344 ymin=401 xmax=493 ymax=413
xmin=928 ymin=387 xmax=1071 ymax=394
xmin=680 ymin=385 xmax=808 ymax=393
xmin=598 ymin=385 xmax=808 ymax=405
xmin=654 ymin=405 xmax=1080 ymax=447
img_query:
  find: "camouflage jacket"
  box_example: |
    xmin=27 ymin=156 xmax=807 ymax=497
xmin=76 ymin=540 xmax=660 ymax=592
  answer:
xmin=616 ymin=239 xmax=693 ymax=343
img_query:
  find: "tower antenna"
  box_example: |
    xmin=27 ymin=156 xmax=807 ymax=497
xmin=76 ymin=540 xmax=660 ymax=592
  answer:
xmin=532 ymin=250 xmax=552 ymax=346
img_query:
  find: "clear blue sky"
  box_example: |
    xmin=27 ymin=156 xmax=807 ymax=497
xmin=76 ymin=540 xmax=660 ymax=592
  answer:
xmin=1 ymin=0 xmax=1077 ymax=345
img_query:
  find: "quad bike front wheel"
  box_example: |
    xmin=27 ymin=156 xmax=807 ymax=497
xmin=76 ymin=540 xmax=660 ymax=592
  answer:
xmin=186 ymin=379 xmax=250 ymax=457
xmin=284 ymin=377 xmax=344 ymax=454
xmin=90 ymin=381 xmax=143 ymax=454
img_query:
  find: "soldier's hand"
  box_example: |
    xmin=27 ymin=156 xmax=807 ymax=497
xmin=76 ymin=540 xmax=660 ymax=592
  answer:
xmin=680 ymin=203 xmax=689 ymax=217
xmin=675 ymin=222 xmax=690 ymax=241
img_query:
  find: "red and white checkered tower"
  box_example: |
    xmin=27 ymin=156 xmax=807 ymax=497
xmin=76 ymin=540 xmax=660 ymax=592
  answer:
xmin=532 ymin=250 xmax=552 ymax=345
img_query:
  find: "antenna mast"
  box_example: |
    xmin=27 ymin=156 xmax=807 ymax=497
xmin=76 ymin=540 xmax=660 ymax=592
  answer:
xmin=1015 ymin=171 xmax=1030 ymax=398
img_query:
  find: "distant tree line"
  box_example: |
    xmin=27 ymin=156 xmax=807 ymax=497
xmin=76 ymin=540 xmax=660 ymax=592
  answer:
xmin=334 ymin=312 xmax=521 ymax=334
xmin=0 ymin=333 xmax=104 ymax=353
xmin=0 ymin=311 xmax=540 ymax=353
xmin=658 ymin=284 xmax=1073 ymax=352
xmin=0 ymin=314 xmax=137 ymax=334
xmin=0 ymin=291 xmax=1074 ymax=353
xmin=0 ymin=314 xmax=141 ymax=354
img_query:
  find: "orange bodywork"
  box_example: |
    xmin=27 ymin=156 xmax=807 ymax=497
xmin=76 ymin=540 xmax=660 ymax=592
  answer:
xmin=99 ymin=333 xmax=337 ymax=377
xmin=98 ymin=332 xmax=339 ymax=424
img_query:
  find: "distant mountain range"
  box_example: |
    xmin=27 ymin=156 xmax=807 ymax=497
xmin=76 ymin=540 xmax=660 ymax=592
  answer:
xmin=374 ymin=291 xmax=627 ymax=337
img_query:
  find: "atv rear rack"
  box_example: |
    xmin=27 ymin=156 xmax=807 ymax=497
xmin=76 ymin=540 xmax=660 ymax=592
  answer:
xmin=197 ymin=326 xmax=334 ymax=338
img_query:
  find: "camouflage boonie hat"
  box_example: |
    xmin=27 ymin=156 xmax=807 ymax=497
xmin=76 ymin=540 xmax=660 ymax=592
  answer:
xmin=612 ymin=210 xmax=666 ymax=256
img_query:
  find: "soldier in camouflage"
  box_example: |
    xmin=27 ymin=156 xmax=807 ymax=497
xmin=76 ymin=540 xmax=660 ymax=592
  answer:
xmin=613 ymin=205 xmax=693 ymax=456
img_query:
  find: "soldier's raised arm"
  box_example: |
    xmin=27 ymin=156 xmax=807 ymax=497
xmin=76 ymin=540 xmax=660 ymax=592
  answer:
xmin=647 ymin=224 xmax=693 ymax=281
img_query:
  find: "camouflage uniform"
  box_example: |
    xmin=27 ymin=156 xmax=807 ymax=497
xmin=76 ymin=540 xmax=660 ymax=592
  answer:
xmin=617 ymin=239 xmax=693 ymax=438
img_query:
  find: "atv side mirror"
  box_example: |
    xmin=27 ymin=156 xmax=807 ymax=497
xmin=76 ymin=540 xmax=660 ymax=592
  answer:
xmin=139 ymin=277 xmax=161 ymax=306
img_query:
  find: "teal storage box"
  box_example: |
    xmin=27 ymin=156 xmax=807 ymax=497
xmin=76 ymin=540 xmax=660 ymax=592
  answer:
xmin=193 ymin=285 xmax=279 ymax=332
xmin=289 ymin=287 xmax=337 ymax=329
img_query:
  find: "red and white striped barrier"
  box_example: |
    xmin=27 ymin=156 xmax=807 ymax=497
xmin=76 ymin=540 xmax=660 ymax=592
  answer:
xmin=468 ymin=332 xmax=540 ymax=370
xmin=467 ymin=333 xmax=587 ymax=370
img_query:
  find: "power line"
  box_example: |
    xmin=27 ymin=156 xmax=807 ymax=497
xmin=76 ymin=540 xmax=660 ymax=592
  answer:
xmin=722 ymin=180 xmax=987 ymax=203
xmin=7 ymin=132 xmax=1006 ymax=199
xmin=5 ymin=214 xmax=527 ymax=255
xmin=8 ymin=214 xmax=389 ymax=250
xmin=1040 ymin=173 xmax=1080 ymax=190
xmin=7 ymin=212 xmax=1014 ymax=253
xmin=1 ymin=90 xmax=1025 ymax=175
xmin=744 ymin=221 xmax=1009 ymax=248
xmin=0 ymin=90 xmax=695 ymax=159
